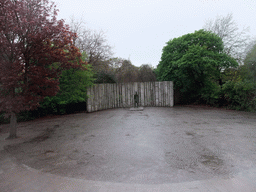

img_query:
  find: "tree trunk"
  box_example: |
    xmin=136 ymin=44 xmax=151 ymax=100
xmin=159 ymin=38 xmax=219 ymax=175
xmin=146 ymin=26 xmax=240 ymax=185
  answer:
xmin=7 ymin=112 xmax=17 ymax=139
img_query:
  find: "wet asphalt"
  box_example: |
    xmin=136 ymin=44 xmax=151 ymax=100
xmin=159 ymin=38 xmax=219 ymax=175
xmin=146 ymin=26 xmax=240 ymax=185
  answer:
xmin=3 ymin=107 xmax=256 ymax=185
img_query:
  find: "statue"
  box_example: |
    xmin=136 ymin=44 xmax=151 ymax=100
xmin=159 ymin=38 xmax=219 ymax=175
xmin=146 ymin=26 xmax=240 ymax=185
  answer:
xmin=134 ymin=92 xmax=139 ymax=108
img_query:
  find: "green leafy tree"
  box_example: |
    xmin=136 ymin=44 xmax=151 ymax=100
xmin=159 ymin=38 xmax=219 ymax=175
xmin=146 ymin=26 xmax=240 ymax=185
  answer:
xmin=40 ymin=61 xmax=94 ymax=115
xmin=157 ymin=29 xmax=238 ymax=103
xmin=219 ymin=42 xmax=256 ymax=111
xmin=222 ymin=80 xmax=256 ymax=111
xmin=244 ymin=42 xmax=256 ymax=82
xmin=94 ymin=71 xmax=116 ymax=84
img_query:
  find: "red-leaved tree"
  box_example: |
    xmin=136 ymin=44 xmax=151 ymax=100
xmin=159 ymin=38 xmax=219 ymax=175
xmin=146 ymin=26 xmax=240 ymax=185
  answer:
xmin=0 ymin=0 xmax=84 ymax=139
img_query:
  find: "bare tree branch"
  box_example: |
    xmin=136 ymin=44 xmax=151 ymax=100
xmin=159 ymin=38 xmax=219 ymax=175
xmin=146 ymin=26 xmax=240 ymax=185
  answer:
xmin=69 ymin=18 xmax=113 ymax=70
xmin=204 ymin=13 xmax=251 ymax=64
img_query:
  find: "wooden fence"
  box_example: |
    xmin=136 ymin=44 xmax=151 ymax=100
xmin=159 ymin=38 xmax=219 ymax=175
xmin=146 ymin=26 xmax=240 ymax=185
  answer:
xmin=87 ymin=81 xmax=173 ymax=112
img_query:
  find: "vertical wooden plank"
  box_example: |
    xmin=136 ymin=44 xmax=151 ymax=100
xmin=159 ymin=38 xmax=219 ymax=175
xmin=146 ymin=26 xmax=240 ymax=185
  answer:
xmin=122 ymin=83 xmax=125 ymax=108
xmin=125 ymin=83 xmax=128 ymax=107
xmin=134 ymin=82 xmax=138 ymax=93
xmin=161 ymin=82 xmax=164 ymax=107
xmin=166 ymin=81 xmax=169 ymax=107
xmin=105 ymin=84 xmax=107 ymax=110
xmin=153 ymin=81 xmax=156 ymax=106
xmin=131 ymin=82 xmax=134 ymax=107
xmin=107 ymin=84 xmax=109 ymax=109
xmin=162 ymin=82 xmax=165 ymax=107
xmin=111 ymin=84 xmax=114 ymax=109
xmin=170 ymin=81 xmax=174 ymax=107
xmin=101 ymin=84 xmax=103 ymax=110
xmin=129 ymin=83 xmax=132 ymax=107
xmin=163 ymin=81 xmax=166 ymax=107
xmin=101 ymin=84 xmax=104 ymax=110
xmin=91 ymin=85 xmax=95 ymax=112
xmin=96 ymin=84 xmax=99 ymax=111
xmin=164 ymin=81 xmax=167 ymax=106
xmin=96 ymin=84 xmax=98 ymax=111
xmin=128 ymin=83 xmax=130 ymax=107
xmin=138 ymin=82 xmax=140 ymax=106
xmin=165 ymin=82 xmax=168 ymax=107
xmin=116 ymin=83 xmax=118 ymax=108
xmin=155 ymin=82 xmax=159 ymax=106
xmin=125 ymin=83 xmax=127 ymax=108
xmin=114 ymin=84 xmax=115 ymax=108
xmin=90 ymin=86 xmax=93 ymax=112
xmin=159 ymin=82 xmax=162 ymax=107
xmin=108 ymin=84 xmax=111 ymax=109
xmin=149 ymin=82 xmax=151 ymax=106
xmin=118 ymin=83 xmax=121 ymax=107
xmin=141 ymin=82 xmax=144 ymax=106
xmin=103 ymin=83 xmax=106 ymax=110
xmin=90 ymin=85 xmax=94 ymax=112
xmin=93 ymin=84 xmax=96 ymax=111
xmin=169 ymin=81 xmax=172 ymax=107
xmin=112 ymin=84 xmax=115 ymax=109
xmin=118 ymin=83 xmax=121 ymax=108
xmin=152 ymin=82 xmax=154 ymax=106
xmin=145 ymin=82 xmax=150 ymax=106
xmin=160 ymin=82 xmax=162 ymax=107
xmin=160 ymin=81 xmax=163 ymax=106
xmin=143 ymin=82 xmax=146 ymax=106
xmin=117 ymin=83 xmax=119 ymax=108
xmin=148 ymin=82 xmax=151 ymax=106
xmin=98 ymin=84 xmax=100 ymax=110
xmin=130 ymin=82 xmax=133 ymax=107
xmin=113 ymin=84 xmax=116 ymax=108
xmin=87 ymin=86 xmax=91 ymax=112
xmin=149 ymin=82 xmax=152 ymax=106
xmin=126 ymin=83 xmax=129 ymax=107
xmin=147 ymin=82 xmax=149 ymax=106
xmin=94 ymin=84 xmax=97 ymax=111
xmin=145 ymin=82 xmax=147 ymax=106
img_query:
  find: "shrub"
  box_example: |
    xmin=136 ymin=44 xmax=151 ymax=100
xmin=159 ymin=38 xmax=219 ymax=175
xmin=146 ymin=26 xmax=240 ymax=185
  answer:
xmin=222 ymin=80 xmax=256 ymax=111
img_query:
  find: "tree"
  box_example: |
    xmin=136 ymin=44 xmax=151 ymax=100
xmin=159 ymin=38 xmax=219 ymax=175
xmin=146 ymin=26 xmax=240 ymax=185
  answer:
xmin=138 ymin=64 xmax=156 ymax=82
xmin=204 ymin=13 xmax=250 ymax=64
xmin=157 ymin=29 xmax=238 ymax=103
xmin=69 ymin=18 xmax=113 ymax=71
xmin=0 ymin=0 xmax=84 ymax=138
xmin=41 ymin=63 xmax=94 ymax=115
xmin=69 ymin=17 xmax=115 ymax=84
xmin=115 ymin=60 xmax=139 ymax=83
xmin=244 ymin=42 xmax=256 ymax=82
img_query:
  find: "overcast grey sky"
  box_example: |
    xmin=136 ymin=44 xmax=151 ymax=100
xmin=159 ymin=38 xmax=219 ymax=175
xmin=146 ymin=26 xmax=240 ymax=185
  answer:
xmin=53 ymin=0 xmax=256 ymax=67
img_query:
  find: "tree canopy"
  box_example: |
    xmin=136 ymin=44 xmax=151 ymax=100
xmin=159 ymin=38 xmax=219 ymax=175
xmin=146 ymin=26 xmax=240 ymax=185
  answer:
xmin=244 ymin=42 xmax=256 ymax=82
xmin=0 ymin=0 xmax=85 ymax=138
xmin=157 ymin=29 xmax=238 ymax=103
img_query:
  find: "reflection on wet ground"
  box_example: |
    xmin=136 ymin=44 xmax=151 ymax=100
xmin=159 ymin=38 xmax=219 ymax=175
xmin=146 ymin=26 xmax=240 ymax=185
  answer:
xmin=4 ymin=107 xmax=256 ymax=184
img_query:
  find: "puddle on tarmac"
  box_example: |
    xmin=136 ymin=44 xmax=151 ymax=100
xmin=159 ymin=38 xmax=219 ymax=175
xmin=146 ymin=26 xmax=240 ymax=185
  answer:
xmin=201 ymin=155 xmax=224 ymax=167
xmin=186 ymin=132 xmax=195 ymax=136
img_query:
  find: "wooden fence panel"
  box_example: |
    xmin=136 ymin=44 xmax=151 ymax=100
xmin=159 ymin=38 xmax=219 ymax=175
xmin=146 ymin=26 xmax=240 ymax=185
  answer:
xmin=87 ymin=81 xmax=173 ymax=112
